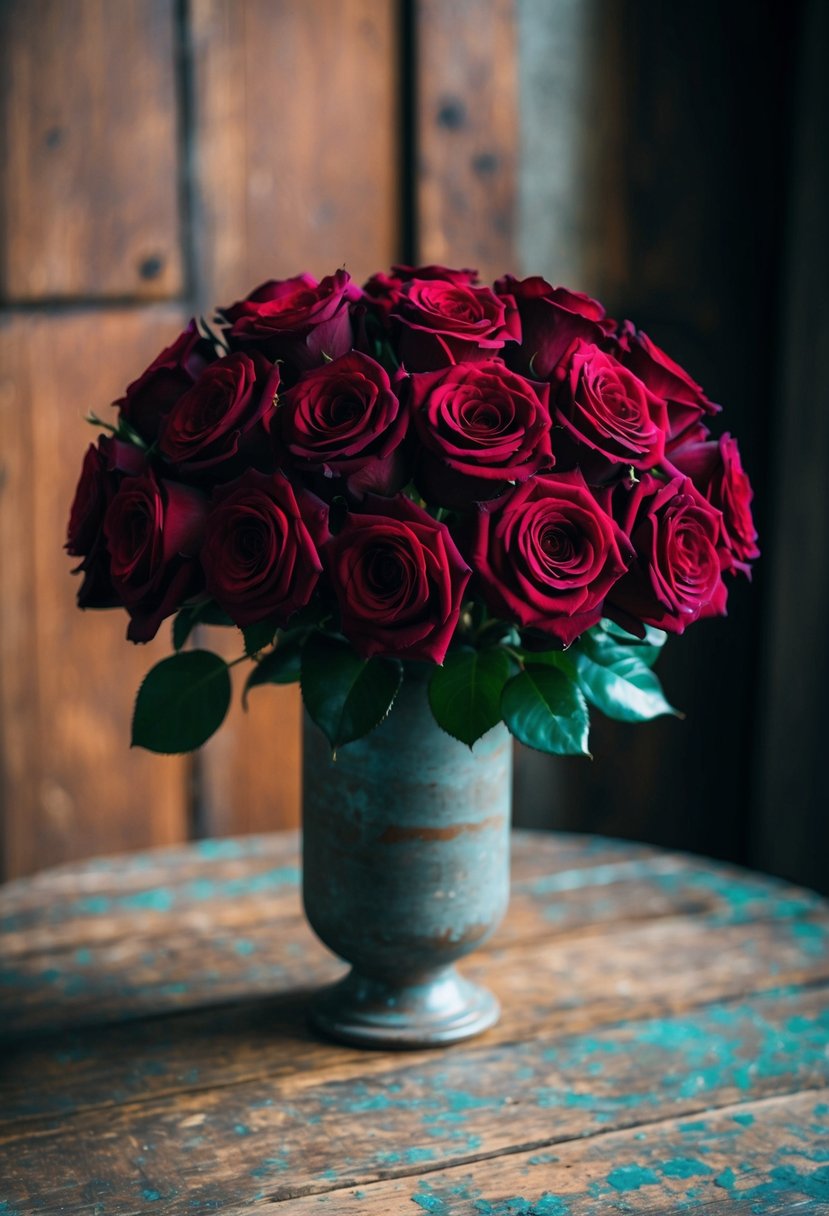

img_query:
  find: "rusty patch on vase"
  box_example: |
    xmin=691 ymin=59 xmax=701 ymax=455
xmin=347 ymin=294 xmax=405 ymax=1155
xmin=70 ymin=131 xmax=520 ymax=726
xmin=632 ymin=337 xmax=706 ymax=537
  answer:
xmin=377 ymin=814 xmax=506 ymax=845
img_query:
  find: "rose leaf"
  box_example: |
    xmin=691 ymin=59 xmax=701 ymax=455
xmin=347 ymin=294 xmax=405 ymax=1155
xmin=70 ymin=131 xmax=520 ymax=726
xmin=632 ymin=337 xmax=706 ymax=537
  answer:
xmin=242 ymin=618 xmax=278 ymax=657
xmin=243 ymin=630 xmax=305 ymax=705
xmin=132 ymin=650 xmax=231 ymax=754
xmin=501 ymin=665 xmax=591 ymax=757
xmin=301 ymin=633 xmax=402 ymax=751
xmin=428 ymin=646 xmax=511 ymax=747
xmin=575 ymin=642 xmax=680 ymax=723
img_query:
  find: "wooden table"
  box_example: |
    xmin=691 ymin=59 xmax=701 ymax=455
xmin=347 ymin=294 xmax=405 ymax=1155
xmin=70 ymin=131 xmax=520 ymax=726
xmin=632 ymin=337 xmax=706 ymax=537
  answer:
xmin=1 ymin=831 xmax=828 ymax=1213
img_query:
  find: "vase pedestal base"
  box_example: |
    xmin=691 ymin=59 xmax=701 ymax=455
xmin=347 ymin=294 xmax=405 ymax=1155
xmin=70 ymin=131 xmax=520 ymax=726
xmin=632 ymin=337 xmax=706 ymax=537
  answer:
xmin=308 ymin=965 xmax=500 ymax=1049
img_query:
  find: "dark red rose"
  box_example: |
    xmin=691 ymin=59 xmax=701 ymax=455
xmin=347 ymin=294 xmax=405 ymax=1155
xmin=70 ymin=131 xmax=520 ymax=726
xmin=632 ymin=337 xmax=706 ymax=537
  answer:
xmin=221 ymin=271 xmax=357 ymax=373
xmin=554 ymin=341 xmax=668 ymax=471
xmin=362 ymin=264 xmax=479 ymax=321
xmin=469 ymin=470 xmax=633 ymax=646
xmin=278 ymin=352 xmax=408 ymax=498
xmin=104 ymin=469 xmax=208 ymax=642
xmin=608 ymin=473 xmax=728 ymax=634
xmin=115 ymin=320 xmax=216 ymax=442
xmin=391 ymin=279 xmax=520 ymax=371
xmin=67 ymin=436 xmax=147 ymax=608
xmin=202 ymin=471 xmax=328 ymax=628
xmin=324 ymin=495 xmax=471 ymax=663
xmin=613 ymin=322 xmax=720 ymax=447
xmin=668 ymin=433 xmax=759 ymax=574
xmin=159 ymin=352 xmax=279 ymax=474
xmin=494 ymin=275 xmax=613 ymax=380
xmin=409 ymin=359 xmax=553 ymax=508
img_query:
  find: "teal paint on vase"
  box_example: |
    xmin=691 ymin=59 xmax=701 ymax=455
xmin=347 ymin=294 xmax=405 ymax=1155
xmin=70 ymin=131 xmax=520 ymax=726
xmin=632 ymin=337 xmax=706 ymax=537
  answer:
xmin=302 ymin=664 xmax=512 ymax=1048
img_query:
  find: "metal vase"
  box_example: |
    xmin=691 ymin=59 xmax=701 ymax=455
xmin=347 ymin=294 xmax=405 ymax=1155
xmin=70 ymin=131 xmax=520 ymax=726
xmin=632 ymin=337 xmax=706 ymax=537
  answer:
xmin=302 ymin=665 xmax=512 ymax=1048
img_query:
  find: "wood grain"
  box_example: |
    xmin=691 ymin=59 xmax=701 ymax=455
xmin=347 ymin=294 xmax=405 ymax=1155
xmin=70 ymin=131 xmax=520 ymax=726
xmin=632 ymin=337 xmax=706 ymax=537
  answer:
xmin=0 ymin=311 xmax=190 ymax=877
xmin=189 ymin=0 xmax=401 ymax=839
xmin=0 ymin=0 xmax=183 ymax=301
xmin=415 ymin=0 xmax=518 ymax=282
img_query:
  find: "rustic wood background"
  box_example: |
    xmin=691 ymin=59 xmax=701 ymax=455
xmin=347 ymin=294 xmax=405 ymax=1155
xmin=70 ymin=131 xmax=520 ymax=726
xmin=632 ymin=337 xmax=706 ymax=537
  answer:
xmin=0 ymin=0 xmax=825 ymax=890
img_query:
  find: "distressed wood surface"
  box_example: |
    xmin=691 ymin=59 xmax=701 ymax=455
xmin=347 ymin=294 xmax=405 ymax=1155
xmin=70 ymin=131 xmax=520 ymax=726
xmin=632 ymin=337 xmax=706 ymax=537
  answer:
xmin=1 ymin=832 xmax=827 ymax=1212
xmin=0 ymin=0 xmax=183 ymax=301
xmin=0 ymin=311 xmax=190 ymax=879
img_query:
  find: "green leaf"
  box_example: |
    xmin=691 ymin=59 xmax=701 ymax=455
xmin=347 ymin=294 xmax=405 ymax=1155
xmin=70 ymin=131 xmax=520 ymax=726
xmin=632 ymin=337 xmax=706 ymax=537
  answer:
xmin=592 ymin=619 xmax=667 ymax=668
xmin=575 ymin=642 xmax=679 ymax=722
xmin=132 ymin=650 xmax=231 ymax=754
xmin=428 ymin=646 xmax=511 ymax=746
xmin=172 ymin=601 xmax=235 ymax=651
xmin=516 ymin=647 xmax=578 ymax=680
xmin=242 ymin=618 xmax=277 ymax=657
xmin=301 ymin=633 xmax=402 ymax=750
xmin=243 ymin=630 xmax=304 ymax=705
xmin=501 ymin=665 xmax=591 ymax=756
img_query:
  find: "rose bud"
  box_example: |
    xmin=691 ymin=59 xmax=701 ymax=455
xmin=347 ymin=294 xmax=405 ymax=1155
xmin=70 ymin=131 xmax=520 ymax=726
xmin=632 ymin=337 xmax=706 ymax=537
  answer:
xmin=409 ymin=359 xmax=553 ymax=508
xmin=494 ymin=275 xmax=613 ymax=380
xmin=390 ymin=278 xmax=521 ymax=371
xmin=104 ymin=469 xmax=208 ymax=643
xmin=220 ymin=270 xmax=357 ymax=375
xmin=554 ymin=341 xmax=668 ymax=472
xmin=469 ymin=470 xmax=633 ymax=647
xmin=202 ymin=471 xmax=328 ymax=628
xmin=668 ymin=432 xmax=759 ymax=574
xmin=66 ymin=436 xmax=148 ymax=609
xmin=612 ymin=321 xmax=720 ymax=448
xmin=159 ymin=351 xmax=279 ymax=475
xmin=115 ymin=320 xmax=216 ymax=443
xmin=608 ymin=473 xmax=728 ymax=634
xmin=278 ymin=351 xmax=408 ymax=498
xmin=323 ymin=495 xmax=471 ymax=664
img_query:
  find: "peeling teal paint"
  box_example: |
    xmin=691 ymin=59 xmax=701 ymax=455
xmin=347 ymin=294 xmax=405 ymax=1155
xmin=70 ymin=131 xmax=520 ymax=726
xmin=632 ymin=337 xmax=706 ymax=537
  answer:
xmin=732 ymin=1112 xmax=755 ymax=1127
xmin=659 ymin=1157 xmax=713 ymax=1179
xmin=606 ymin=1164 xmax=660 ymax=1191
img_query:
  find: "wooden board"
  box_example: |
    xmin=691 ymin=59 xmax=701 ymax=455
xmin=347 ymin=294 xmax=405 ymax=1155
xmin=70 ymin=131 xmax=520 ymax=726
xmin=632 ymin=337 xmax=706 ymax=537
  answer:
xmin=0 ymin=0 xmax=183 ymax=301
xmin=414 ymin=0 xmax=518 ymax=283
xmin=0 ymin=833 xmax=827 ymax=1211
xmin=0 ymin=310 xmax=190 ymax=877
xmin=189 ymin=0 xmax=401 ymax=837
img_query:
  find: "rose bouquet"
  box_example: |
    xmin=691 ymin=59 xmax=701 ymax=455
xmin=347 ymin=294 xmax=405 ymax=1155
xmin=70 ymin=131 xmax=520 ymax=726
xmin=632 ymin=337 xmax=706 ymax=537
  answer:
xmin=67 ymin=267 xmax=758 ymax=755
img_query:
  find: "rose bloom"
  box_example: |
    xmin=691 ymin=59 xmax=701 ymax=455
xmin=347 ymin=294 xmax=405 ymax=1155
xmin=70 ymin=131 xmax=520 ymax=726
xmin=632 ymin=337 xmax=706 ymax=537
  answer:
xmin=409 ymin=359 xmax=553 ymax=508
xmin=608 ymin=473 xmax=728 ymax=634
xmin=221 ymin=270 xmax=356 ymax=373
xmin=554 ymin=341 xmax=668 ymax=471
xmin=391 ymin=278 xmax=521 ymax=371
xmin=115 ymin=320 xmax=216 ymax=443
xmin=668 ymin=432 xmax=759 ymax=573
xmin=494 ymin=275 xmax=613 ymax=379
xmin=103 ymin=469 xmax=208 ymax=643
xmin=66 ymin=435 xmax=147 ymax=609
xmin=324 ymin=495 xmax=471 ymax=663
xmin=362 ymin=264 xmax=479 ymax=321
xmin=470 ymin=470 xmax=633 ymax=646
xmin=160 ymin=352 xmax=279 ymax=474
xmin=202 ymin=471 xmax=328 ymax=628
xmin=613 ymin=321 xmax=720 ymax=448
xmin=278 ymin=351 xmax=408 ymax=497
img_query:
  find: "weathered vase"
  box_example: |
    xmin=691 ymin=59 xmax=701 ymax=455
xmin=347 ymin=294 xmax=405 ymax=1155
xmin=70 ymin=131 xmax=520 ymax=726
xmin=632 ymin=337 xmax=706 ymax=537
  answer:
xmin=302 ymin=665 xmax=512 ymax=1048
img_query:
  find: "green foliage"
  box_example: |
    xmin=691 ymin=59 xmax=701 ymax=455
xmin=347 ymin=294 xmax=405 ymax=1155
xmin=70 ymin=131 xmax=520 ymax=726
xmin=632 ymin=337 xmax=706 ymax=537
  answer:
xmin=243 ymin=630 xmax=305 ymax=705
xmin=301 ymin=633 xmax=402 ymax=751
xmin=242 ymin=618 xmax=278 ymax=657
xmin=501 ymin=664 xmax=591 ymax=756
xmin=428 ymin=646 xmax=512 ymax=747
xmin=172 ymin=601 xmax=234 ymax=651
xmin=575 ymin=632 xmax=679 ymax=722
xmin=132 ymin=650 xmax=231 ymax=754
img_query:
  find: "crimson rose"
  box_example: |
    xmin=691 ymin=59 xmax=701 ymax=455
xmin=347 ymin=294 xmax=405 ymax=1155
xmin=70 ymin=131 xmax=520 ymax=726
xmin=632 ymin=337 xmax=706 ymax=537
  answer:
xmin=554 ymin=341 xmax=668 ymax=471
xmin=103 ymin=469 xmax=208 ymax=642
xmin=278 ymin=352 xmax=408 ymax=497
xmin=608 ymin=474 xmax=728 ymax=634
xmin=221 ymin=271 xmax=356 ymax=373
xmin=391 ymin=279 xmax=520 ymax=371
xmin=324 ymin=495 xmax=470 ymax=663
xmin=470 ymin=470 xmax=633 ymax=646
xmin=115 ymin=320 xmax=215 ymax=442
xmin=410 ymin=359 xmax=553 ymax=507
xmin=495 ymin=275 xmax=612 ymax=380
xmin=669 ymin=432 xmax=759 ymax=573
xmin=202 ymin=471 xmax=328 ymax=627
xmin=362 ymin=264 xmax=479 ymax=321
xmin=613 ymin=322 xmax=720 ymax=447
xmin=160 ymin=352 xmax=279 ymax=474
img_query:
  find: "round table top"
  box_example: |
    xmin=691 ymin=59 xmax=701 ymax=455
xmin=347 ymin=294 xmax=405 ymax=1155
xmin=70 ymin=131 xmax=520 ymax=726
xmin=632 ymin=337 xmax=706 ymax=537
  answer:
xmin=1 ymin=830 xmax=828 ymax=1214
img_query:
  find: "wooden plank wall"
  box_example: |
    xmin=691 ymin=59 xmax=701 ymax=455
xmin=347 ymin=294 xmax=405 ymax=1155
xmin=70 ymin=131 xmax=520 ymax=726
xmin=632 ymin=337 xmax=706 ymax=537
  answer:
xmin=0 ymin=0 xmax=821 ymax=891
